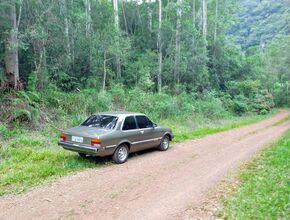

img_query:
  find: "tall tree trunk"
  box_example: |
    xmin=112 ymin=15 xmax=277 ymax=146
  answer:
xmin=121 ymin=0 xmax=128 ymax=35
xmin=202 ymin=0 xmax=207 ymax=45
xmin=214 ymin=0 xmax=218 ymax=43
xmin=192 ymin=0 xmax=195 ymax=29
xmin=113 ymin=0 xmax=121 ymax=79
xmin=157 ymin=0 xmax=162 ymax=93
xmin=85 ymin=0 xmax=92 ymax=73
xmin=148 ymin=0 xmax=152 ymax=33
xmin=4 ymin=2 xmax=19 ymax=89
xmin=174 ymin=0 xmax=182 ymax=94
xmin=213 ymin=0 xmax=219 ymax=87
xmin=103 ymin=51 xmax=107 ymax=91
xmin=61 ymin=0 xmax=71 ymax=64
xmin=85 ymin=0 xmax=91 ymax=38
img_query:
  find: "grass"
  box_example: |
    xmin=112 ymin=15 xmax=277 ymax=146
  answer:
xmin=218 ymin=130 xmax=290 ymax=219
xmin=0 ymin=135 xmax=104 ymax=196
xmin=0 ymin=110 xmax=278 ymax=196
xmin=165 ymin=112 xmax=276 ymax=143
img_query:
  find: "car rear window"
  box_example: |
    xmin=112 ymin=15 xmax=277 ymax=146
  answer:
xmin=81 ymin=115 xmax=118 ymax=129
xmin=136 ymin=115 xmax=153 ymax=129
xmin=122 ymin=116 xmax=137 ymax=130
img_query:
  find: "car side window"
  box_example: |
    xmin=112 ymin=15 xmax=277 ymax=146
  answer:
xmin=122 ymin=116 xmax=137 ymax=130
xmin=136 ymin=116 xmax=153 ymax=129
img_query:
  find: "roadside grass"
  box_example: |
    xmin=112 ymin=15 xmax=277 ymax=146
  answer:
xmin=0 ymin=110 xmax=279 ymax=196
xmin=218 ymin=130 xmax=290 ymax=219
xmin=165 ymin=112 xmax=276 ymax=143
xmin=0 ymin=136 xmax=101 ymax=196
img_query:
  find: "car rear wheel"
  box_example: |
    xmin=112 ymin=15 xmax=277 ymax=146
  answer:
xmin=158 ymin=135 xmax=170 ymax=151
xmin=78 ymin=153 xmax=87 ymax=158
xmin=113 ymin=144 xmax=129 ymax=164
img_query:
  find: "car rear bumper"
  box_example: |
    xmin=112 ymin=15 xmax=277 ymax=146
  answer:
xmin=58 ymin=141 xmax=98 ymax=155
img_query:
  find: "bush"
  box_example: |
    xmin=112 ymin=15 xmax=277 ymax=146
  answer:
xmin=0 ymin=85 xmax=276 ymax=129
xmin=251 ymin=90 xmax=275 ymax=114
xmin=232 ymin=94 xmax=249 ymax=115
xmin=194 ymin=92 xmax=229 ymax=118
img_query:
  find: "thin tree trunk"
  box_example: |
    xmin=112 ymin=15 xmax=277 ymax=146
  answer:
xmin=174 ymin=0 xmax=182 ymax=94
xmin=148 ymin=0 xmax=152 ymax=33
xmin=103 ymin=51 xmax=107 ymax=91
xmin=192 ymin=0 xmax=195 ymax=29
xmin=71 ymin=0 xmax=75 ymax=68
xmin=85 ymin=0 xmax=91 ymax=38
xmin=61 ymin=0 xmax=71 ymax=64
xmin=113 ymin=0 xmax=121 ymax=79
xmin=4 ymin=2 xmax=19 ymax=89
xmin=213 ymin=0 xmax=219 ymax=87
xmin=202 ymin=0 xmax=207 ymax=45
xmin=214 ymin=0 xmax=218 ymax=43
xmin=121 ymin=0 xmax=128 ymax=35
xmin=157 ymin=0 xmax=162 ymax=93
xmin=85 ymin=0 xmax=92 ymax=73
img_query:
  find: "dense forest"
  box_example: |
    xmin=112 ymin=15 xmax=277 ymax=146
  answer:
xmin=230 ymin=0 xmax=290 ymax=49
xmin=0 ymin=0 xmax=289 ymax=126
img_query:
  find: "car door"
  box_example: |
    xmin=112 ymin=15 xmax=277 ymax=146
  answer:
xmin=121 ymin=116 xmax=147 ymax=153
xmin=135 ymin=115 xmax=160 ymax=150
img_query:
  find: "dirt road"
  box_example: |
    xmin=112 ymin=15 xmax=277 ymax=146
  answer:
xmin=1 ymin=111 xmax=289 ymax=220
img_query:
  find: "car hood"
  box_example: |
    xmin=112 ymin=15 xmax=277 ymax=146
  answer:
xmin=64 ymin=126 xmax=113 ymax=137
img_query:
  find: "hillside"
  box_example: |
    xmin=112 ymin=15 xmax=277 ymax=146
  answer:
xmin=230 ymin=0 xmax=290 ymax=49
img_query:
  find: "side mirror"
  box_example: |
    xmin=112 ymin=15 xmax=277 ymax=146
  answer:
xmin=153 ymin=123 xmax=157 ymax=128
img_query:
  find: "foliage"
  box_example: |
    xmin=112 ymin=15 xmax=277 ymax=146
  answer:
xmin=230 ymin=0 xmax=290 ymax=49
xmin=0 ymin=109 xmax=275 ymax=196
xmin=219 ymin=131 xmax=290 ymax=219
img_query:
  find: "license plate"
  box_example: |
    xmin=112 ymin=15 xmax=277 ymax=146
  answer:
xmin=72 ymin=136 xmax=83 ymax=143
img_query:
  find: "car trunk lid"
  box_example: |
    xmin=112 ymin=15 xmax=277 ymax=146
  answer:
xmin=64 ymin=126 xmax=113 ymax=145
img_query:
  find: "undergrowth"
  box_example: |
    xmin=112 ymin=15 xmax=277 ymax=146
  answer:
xmin=0 ymin=86 xmax=278 ymax=196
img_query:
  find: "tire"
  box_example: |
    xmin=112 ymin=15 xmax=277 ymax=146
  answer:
xmin=113 ymin=144 xmax=129 ymax=164
xmin=158 ymin=135 xmax=170 ymax=151
xmin=78 ymin=153 xmax=87 ymax=158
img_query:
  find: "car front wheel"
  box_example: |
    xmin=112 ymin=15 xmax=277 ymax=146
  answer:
xmin=113 ymin=144 xmax=129 ymax=164
xmin=158 ymin=135 xmax=170 ymax=151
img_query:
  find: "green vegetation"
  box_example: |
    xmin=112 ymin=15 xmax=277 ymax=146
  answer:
xmin=169 ymin=113 xmax=274 ymax=142
xmin=0 ymin=0 xmax=289 ymax=204
xmin=0 ymin=81 xmax=279 ymax=196
xmin=0 ymin=107 xmax=275 ymax=196
xmin=219 ymin=131 xmax=290 ymax=219
xmin=230 ymin=0 xmax=290 ymax=49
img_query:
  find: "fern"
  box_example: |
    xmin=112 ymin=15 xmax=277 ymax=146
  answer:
xmin=27 ymin=91 xmax=40 ymax=103
xmin=12 ymin=109 xmax=32 ymax=121
xmin=16 ymin=91 xmax=32 ymax=104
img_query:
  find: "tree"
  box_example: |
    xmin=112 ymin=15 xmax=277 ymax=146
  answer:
xmin=113 ymin=0 xmax=122 ymax=79
xmin=202 ymin=0 xmax=207 ymax=45
xmin=61 ymin=0 xmax=72 ymax=65
xmin=157 ymin=0 xmax=162 ymax=93
xmin=85 ymin=0 xmax=92 ymax=73
xmin=174 ymin=0 xmax=182 ymax=94
xmin=2 ymin=1 xmax=20 ymax=89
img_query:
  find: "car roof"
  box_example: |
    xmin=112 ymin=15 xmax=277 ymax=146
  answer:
xmin=94 ymin=111 xmax=145 ymax=117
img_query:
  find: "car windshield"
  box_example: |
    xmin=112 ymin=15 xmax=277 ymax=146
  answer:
xmin=81 ymin=115 xmax=118 ymax=129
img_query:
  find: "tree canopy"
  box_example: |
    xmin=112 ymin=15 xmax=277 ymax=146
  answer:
xmin=0 ymin=0 xmax=289 ymax=107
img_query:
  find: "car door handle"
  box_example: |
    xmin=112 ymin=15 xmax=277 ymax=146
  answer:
xmin=140 ymin=130 xmax=144 ymax=134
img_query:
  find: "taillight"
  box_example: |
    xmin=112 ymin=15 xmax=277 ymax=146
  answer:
xmin=91 ymin=138 xmax=101 ymax=147
xmin=60 ymin=133 xmax=66 ymax=142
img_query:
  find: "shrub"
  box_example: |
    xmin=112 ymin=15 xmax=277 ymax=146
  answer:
xmin=232 ymin=94 xmax=249 ymax=115
xmin=194 ymin=92 xmax=229 ymax=118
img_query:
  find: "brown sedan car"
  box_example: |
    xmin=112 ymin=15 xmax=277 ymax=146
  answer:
xmin=58 ymin=112 xmax=174 ymax=163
